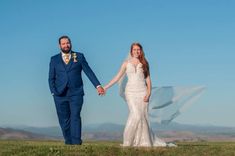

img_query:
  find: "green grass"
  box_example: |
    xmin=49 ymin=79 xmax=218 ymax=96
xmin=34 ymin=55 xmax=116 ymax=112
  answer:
xmin=0 ymin=140 xmax=235 ymax=156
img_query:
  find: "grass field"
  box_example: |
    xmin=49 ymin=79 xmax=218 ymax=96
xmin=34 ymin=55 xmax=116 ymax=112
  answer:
xmin=0 ymin=140 xmax=235 ymax=156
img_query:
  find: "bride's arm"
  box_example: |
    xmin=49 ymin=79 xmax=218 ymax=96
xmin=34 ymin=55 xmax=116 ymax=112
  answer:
xmin=104 ymin=61 xmax=127 ymax=90
xmin=144 ymin=75 xmax=152 ymax=102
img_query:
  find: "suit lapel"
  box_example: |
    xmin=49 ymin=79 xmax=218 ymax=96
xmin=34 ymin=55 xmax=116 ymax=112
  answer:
xmin=67 ymin=51 xmax=78 ymax=71
xmin=57 ymin=53 xmax=66 ymax=70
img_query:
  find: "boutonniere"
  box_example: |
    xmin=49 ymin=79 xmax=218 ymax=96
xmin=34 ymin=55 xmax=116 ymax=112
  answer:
xmin=72 ymin=53 xmax=78 ymax=62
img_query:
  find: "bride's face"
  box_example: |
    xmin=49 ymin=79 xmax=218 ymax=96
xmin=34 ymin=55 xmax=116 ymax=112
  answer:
xmin=131 ymin=45 xmax=141 ymax=58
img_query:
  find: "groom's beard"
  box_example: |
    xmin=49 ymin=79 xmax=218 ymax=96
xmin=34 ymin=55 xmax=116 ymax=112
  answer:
xmin=61 ymin=46 xmax=72 ymax=54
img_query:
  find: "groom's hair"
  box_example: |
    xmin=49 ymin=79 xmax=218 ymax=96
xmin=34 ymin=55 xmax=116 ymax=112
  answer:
xmin=59 ymin=35 xmax=71 ymax=44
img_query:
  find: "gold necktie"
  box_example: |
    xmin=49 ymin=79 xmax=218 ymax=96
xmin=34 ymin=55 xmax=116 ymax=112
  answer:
xmin=64 ymin=54 xmax=70 ymax=64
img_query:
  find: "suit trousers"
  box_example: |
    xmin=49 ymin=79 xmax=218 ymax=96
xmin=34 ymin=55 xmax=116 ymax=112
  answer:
xmin=53 ymin=87 xmax=83 ymax=145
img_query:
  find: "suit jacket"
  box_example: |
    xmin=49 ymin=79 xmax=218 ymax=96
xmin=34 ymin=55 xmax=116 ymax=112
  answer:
xmin=48 ymin=51 xmax=101 ymax=96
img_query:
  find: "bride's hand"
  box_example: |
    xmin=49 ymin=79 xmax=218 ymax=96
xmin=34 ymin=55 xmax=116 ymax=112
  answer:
xmin=144 ymin=95 xmax=150 ymax=102
xmin=103 ymin=86 xmax=108 ymax=93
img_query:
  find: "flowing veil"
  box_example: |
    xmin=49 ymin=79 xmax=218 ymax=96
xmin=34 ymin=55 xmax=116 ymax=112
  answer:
xmin=148 ymin=86 xmax=205 ymax=124
xmin=118 ymin=54 xmax=205 ymax=125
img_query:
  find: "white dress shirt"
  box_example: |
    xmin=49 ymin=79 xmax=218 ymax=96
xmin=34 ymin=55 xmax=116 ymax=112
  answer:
xmin=61 ymin=51 xmax=71 ymax=63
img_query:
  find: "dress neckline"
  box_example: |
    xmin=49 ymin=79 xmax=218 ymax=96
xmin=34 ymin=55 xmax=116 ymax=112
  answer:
xmin=128 ymin=62 xmax=142 ymax=68
xmin=127 ymin=62 xmax=142 ymax=73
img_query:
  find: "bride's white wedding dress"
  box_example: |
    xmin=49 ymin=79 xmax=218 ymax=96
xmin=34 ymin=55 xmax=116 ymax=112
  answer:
xmin=123 ymin=62 xmax=167 ymax=147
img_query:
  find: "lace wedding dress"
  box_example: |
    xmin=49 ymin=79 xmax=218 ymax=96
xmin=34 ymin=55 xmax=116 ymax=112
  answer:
xmin=119 ymin=59 xmax=205 ymax=147
xmin=122 ymin=62 xmax=167 ymax=147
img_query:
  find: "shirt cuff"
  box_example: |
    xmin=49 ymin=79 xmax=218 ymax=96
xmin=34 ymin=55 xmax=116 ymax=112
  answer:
xmin=96 ymin=85 xmax=101 ymax=89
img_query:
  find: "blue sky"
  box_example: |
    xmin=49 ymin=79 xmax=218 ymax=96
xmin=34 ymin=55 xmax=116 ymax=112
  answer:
xmin=0 ymin=0 xmax=234 ymax=127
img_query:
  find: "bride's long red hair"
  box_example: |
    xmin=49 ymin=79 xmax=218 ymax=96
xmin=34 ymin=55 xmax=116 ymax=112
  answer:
xmin=130 ymin=43 xmax=150 ymax=78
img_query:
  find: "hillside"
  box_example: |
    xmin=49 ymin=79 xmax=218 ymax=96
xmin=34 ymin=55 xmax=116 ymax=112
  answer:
xmin=0 ymin=127 xmax=57 ymax=140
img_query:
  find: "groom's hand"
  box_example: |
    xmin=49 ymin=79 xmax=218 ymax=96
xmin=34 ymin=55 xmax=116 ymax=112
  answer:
xmin=97 ymin=86 xmax=105 ymax=96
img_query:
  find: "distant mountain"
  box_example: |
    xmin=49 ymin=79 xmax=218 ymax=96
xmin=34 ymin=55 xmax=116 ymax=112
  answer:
xmin=17 ymin=126 xmax=63 ymax=138
xmin=0 ymin=127 xmax=58 ymax=140
xmin=2 ymin=122 xmax=235 ymax=141
xmin=83 ymin=123 xmax=125 ymax=132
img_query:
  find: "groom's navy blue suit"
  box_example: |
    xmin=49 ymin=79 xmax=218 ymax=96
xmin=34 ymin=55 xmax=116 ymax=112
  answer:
xmin=48 ymin=51 xmax=100 ymax=144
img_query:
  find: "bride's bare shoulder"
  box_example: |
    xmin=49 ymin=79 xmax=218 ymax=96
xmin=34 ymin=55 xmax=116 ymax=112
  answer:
xmin=122 ymin=60 xmax=129 ymax=66
xmin=119 ymin=61 xmax=128 ymax=70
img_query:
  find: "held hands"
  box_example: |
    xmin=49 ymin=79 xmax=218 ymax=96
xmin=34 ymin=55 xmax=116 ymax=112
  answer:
xmin=97 ymin=86 xmax=105 ymax=96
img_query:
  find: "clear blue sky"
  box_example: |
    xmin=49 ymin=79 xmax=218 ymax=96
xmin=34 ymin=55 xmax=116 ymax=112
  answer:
xmin=0 ymin=0 xmax=234 ymax=127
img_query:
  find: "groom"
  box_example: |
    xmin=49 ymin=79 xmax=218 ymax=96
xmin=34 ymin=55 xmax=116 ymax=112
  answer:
xmin=48 ymin=35 xmax=104 ymax=145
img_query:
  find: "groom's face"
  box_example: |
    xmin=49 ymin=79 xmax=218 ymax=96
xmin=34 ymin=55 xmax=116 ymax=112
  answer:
xmin=59 ymin=38 xmax=71 ymax=53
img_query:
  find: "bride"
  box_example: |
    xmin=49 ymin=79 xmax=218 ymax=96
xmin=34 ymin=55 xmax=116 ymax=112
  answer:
xmin=104 ymin=43 xmax=169 ymax=147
